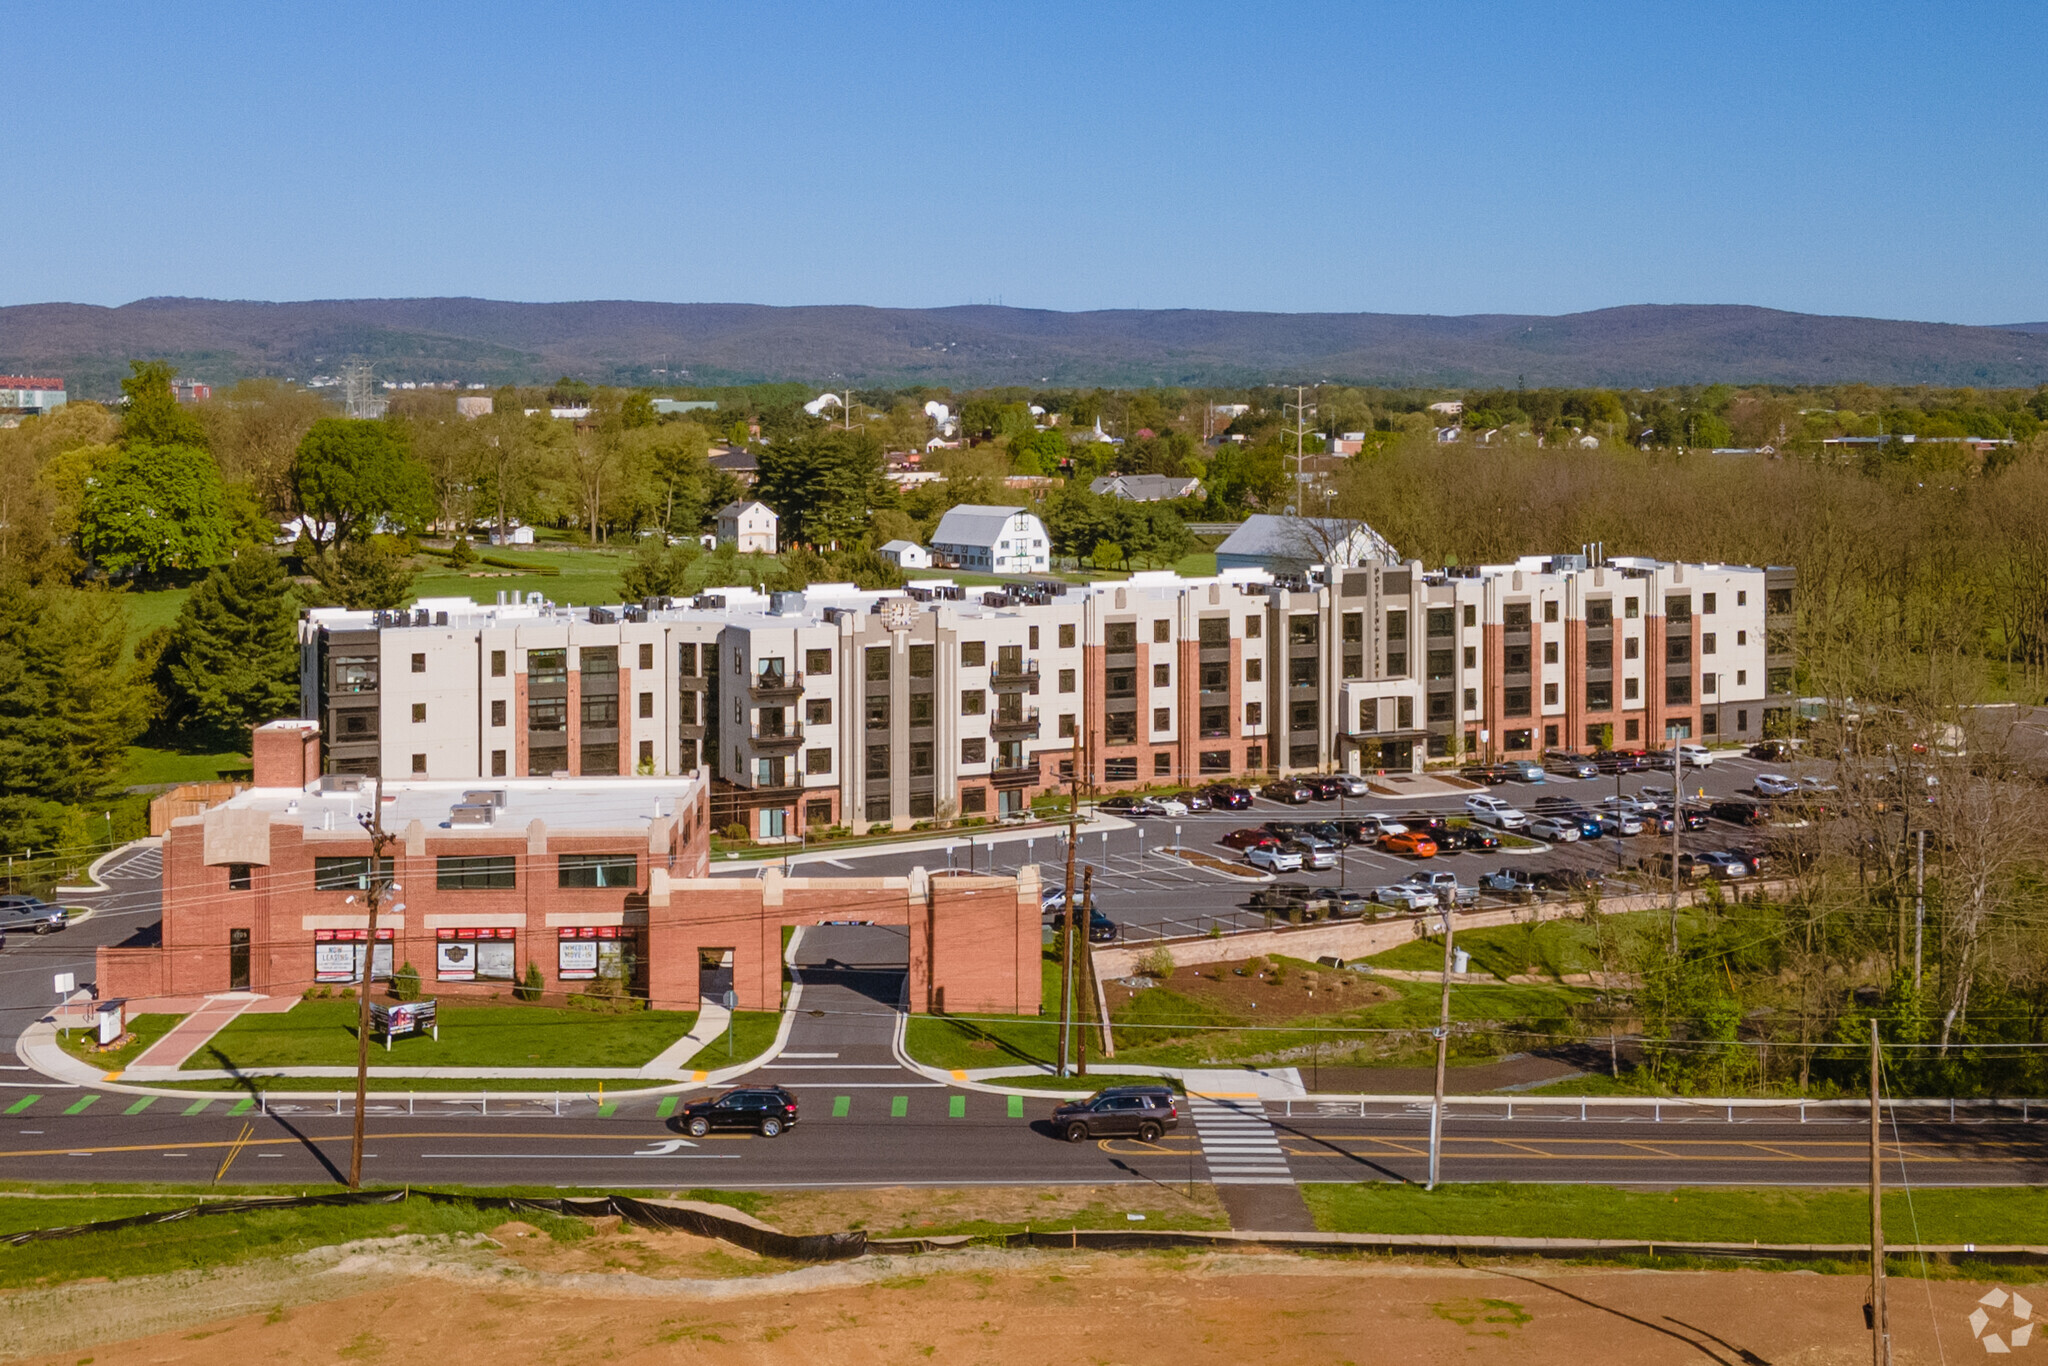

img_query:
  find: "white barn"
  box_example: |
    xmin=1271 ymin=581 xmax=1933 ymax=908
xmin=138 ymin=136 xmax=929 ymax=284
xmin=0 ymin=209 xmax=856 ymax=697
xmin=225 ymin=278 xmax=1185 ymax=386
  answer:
xmin=878 ymin=539 xmax=933 ymax=569
xmin=929 ymin=504 xmax=1050 ymax=575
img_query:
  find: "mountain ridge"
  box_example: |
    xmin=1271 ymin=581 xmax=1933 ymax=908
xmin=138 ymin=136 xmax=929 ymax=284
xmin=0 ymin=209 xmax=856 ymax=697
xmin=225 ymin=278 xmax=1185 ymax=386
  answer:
xmin=5 ymin=298 xmax=2047 ymax=397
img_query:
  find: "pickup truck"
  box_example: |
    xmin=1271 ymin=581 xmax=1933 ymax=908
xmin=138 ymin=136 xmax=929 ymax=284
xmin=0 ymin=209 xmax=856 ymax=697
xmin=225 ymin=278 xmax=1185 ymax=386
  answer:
xmin=1397 ymin=871 xmax=1478 ymax=906
xmin=1480 ymin=868 xmax=1537 ymax=896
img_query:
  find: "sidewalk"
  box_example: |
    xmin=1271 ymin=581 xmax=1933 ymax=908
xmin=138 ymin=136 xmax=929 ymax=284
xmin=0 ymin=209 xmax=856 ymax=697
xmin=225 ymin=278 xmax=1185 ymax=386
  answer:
xmin=131 ymin=994 xmax=266 ymax=1068
xmin=639 ymin=994 xmax=730 ymax=1075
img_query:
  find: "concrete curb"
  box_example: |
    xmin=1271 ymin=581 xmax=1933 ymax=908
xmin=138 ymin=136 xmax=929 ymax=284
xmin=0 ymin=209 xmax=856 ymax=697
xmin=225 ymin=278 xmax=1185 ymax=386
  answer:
xmin=55 ymin=837 xmax=159 ymax=897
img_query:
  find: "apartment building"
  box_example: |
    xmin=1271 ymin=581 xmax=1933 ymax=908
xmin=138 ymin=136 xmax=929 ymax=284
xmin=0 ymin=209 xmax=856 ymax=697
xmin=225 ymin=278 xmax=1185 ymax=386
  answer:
xmin=299 ymin=550 xmax=1796 ymax=840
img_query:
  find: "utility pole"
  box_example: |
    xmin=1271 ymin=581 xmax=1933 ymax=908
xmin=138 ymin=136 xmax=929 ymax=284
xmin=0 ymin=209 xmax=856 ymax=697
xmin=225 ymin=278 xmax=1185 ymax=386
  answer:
xmin=1912 ymin=828 xmax=1926 ymax=991
xmin=1077 ymin=865 xmax=1097 ymax=1077
xmin=1282 ymin=385 xmax=1317 ymax=496
xmin=1868 ymin=1016 xmax=1892 ymax=1366
xmin=1669 ymin=744 xmax=1684 ymax=954
xmin=1056 ymin=732 xmax=1082 ymax=1078
xmin=348 ymin=777 xmax=399 ymax=1190
xmin=1426 ymin=903 xmax=1455 ymax=1191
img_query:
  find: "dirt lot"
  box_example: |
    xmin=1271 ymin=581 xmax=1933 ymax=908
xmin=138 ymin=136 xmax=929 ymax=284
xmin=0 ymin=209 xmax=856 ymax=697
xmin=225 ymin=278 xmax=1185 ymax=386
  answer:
xmin=1104 ymin=955 xmax=1396 ymax=1023
xmin=9 ymin=1239 xmax=2012 ymax=1365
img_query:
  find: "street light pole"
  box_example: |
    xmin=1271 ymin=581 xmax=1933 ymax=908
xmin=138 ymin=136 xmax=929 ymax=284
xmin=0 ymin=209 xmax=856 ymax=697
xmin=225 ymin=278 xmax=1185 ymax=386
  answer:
xmin=1426 ymin=902 xmax=1455 ymax=1191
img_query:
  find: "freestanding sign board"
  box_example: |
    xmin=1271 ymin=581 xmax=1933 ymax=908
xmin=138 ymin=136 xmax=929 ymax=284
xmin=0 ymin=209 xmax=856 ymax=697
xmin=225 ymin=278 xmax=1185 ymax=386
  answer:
xmin=371 ymin=999 xmax=438 ymax=1050
xmin=95 ymin=1000 xmax=125 ymax=1046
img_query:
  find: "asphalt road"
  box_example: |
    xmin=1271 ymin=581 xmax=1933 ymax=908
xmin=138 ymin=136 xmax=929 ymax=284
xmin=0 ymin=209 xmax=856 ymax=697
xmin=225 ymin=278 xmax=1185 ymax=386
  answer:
xmin=745 ymin=753 xmax=1800 ymax=943
xmin=0 ymin=845 xmax=162 ymax=1070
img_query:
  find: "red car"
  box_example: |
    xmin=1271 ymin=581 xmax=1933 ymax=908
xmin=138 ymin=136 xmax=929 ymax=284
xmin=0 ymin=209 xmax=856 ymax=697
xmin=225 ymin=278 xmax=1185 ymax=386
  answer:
xmin=1380 ymin=830 xmax=1439 ymax=858
xmin=1218 ymin=828 xmax=1277 ymax=851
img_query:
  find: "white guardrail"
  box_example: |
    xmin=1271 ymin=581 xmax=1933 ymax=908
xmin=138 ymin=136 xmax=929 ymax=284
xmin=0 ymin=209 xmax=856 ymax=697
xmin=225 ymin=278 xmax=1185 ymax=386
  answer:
xmin=1275 ymin=1094 xmax=2046 ymax=1123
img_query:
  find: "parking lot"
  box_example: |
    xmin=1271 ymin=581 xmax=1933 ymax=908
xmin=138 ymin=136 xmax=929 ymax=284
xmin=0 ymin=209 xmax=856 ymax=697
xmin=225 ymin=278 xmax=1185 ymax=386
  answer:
xmin=748 ymin=750 xmax=1811 ymax=944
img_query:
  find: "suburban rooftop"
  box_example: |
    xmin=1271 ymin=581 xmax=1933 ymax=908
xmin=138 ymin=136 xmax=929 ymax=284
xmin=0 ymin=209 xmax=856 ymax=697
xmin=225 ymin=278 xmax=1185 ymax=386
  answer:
xmin=192 ymin=773 xmax=704 ymax=834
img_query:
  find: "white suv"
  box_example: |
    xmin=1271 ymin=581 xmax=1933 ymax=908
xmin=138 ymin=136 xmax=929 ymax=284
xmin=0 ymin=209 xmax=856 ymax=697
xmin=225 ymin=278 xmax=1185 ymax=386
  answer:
xmin=1246 ymin=844 xmax=1304 ymax=873
xmin=1463 ymin=794 xmax=1529 ymax=830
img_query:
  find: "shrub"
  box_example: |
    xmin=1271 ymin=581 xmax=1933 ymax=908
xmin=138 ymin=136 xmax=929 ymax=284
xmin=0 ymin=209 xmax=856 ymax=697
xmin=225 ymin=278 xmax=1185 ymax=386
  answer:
xmin=448 ymin=537 xmax=477 ymax=567
xmin=391 ymin=962 xmax=422 ymax=1002
xmin=720 ymin=822 xmax=749 ymax=841
xmin=1207 ymin=924 xmax=1224 ymax=941
xmin=514 ymin=962 xmax=545 ymax=1003
xmin=1138 ymin=946 xmax=1177 ymax=979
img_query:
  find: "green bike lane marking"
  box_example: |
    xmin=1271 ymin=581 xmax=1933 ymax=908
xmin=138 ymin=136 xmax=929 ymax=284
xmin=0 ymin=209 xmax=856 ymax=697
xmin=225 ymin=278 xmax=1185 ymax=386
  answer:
xmin=889 ymin=1095 xmax=908 ymax=1118
xmin=228 ymin=1098 xmax=255 ymax=1116
xmin=1007 ymin=1095 xmax=1024 ymax=1118
xmin=948 ymin=1095 xmax=966 ymax=1118
xmin=4 ymin=1095 xmax=39 ymax=1115
xmin=63 ymin=1095 xmax=100 ymax=1116
xmin=182 ymin=1099 xmax=212 ymax=1116
xmin=124 ymin=1097 xmax=156 ymax=1115
xmin=831 ymin=1096 xmax=850 ymax=1118
xmin=656 ymin=1097 xmax=678 ymax=1119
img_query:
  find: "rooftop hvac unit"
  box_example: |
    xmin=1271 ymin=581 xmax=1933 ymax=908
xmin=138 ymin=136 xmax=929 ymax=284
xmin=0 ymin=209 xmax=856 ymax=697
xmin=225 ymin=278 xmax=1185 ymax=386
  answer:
xmin=588 ymin=606 xmax=616 ymax=624
xmin=623 ymin=606 xmax=647 ymax=623
xmin=318 ymin=774 xmax=370 ymax=794
xmin=460 ymin=789 xmax=508 ymax=809
xmin=434 ymin=611 xmax=448 ymax=625
xmin=449 ymin=803 xmax=495 ymax=827
xmin=982 ymin=592 xmax=1010 ymax=607
xmin=770 ymin=590 xmax=806 ymax=616
xmin=694 ymin=594 xmax=726 ymax=610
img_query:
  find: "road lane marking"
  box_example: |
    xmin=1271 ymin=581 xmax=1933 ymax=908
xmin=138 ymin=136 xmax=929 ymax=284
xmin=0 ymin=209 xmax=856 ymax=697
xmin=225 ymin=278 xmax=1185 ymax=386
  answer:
xmin=182 ymin=1100 xmax=212 ymax=1115
xmin=656 ymin=1097 xmax=678 ymax=1119
xmin=422 ymin=1153 xmax=741 ymax=1161
xmin=596 ymin=1103 xmax=618 ymax=1117
xmin=4 ymin=1096 xmax=37 ymax=1115
xmin=228 ymin=1098 xmax=255 ymax=1116
xmin=831 ymin=1096 xmax=850 ymax=1118
xmin=890 ymin=1096 xmax=908 ymax=1117
xmin=63 ymin=1096 xmax=100 ymax=1116
xmin=124 ymin=1097 xmax=156 ymax=1115
xmin=1008 ymin=1096 xmax=1024 ymax=1119
xmin=781 ymin=1053 xmax=839 ymax=1059
xmin=949 ymin=1096 xmax=966 ymax=1118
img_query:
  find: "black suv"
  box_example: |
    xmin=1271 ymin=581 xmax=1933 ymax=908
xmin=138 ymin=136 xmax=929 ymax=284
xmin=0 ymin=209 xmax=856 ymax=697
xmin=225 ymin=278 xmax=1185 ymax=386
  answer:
xmin=1202 ymin=784 xmax=1254 ymax=810
xmin=1050 ymin=1085 xmax=1179 ymax=1142
xmin=679 ymin=1086 xmax=799 ymax=1137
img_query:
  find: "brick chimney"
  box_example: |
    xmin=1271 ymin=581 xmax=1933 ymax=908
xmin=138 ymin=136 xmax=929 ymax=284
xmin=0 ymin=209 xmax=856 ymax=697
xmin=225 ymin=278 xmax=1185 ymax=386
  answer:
xmin=252 ymin=719 xmax=320 ymax=789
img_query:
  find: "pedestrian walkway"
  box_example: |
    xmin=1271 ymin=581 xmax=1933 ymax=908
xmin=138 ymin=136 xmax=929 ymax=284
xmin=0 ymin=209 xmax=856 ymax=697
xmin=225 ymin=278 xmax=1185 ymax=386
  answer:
xmin=639 ymin=994 xmax=731 ymax=1076
xmin=1186 ymin=1096 xmax=1294 ymax=1185
xmin=130 ymin=994 xmax=267 ymax=1069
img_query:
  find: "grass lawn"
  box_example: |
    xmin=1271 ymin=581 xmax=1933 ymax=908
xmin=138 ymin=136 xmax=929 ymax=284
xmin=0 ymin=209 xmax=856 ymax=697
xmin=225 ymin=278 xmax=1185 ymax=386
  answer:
xmin=987 ymin=1072 xmax=1175 ymax=1092
xmin=0 ymin=1192 xmax=592 ymax=1291
xmin=53 ymin=1013 xmax=181 ymax=1070
xmin=114 ymin=585 xmax=190 ymax=656
xmin=186 ymin=1000 xmax=697 ymax=1071
xmin=118 ymin=745 xmax=252 ymax=789
xmin=686 ymin=1010 xmax=782 ymax=1072
xmin=1304 ymin=1182 xmax=2048 ymax=1248
xmin=904 ymin=1013 xmax=1062 ymax=1072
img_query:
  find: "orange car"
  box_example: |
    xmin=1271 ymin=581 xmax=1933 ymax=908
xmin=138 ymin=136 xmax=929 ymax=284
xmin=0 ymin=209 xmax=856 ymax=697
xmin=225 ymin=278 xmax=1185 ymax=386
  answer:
xmin=1380 ymin=830 xmax=1439 ymax=858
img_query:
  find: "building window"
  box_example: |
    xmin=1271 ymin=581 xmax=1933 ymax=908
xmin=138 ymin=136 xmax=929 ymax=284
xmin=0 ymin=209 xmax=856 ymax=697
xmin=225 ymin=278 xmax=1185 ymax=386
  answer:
xmin=1703 ymin=712 xmax=1719 ymax=735
xmin=1245 ymin=745 xmax=1263 ymax=769
xmin=908 ymin=693 xmax=933 ymax=725
xmin=961 ymin=689 xmax=985 ymax=716
xmin=865 ymin=695 xmax=889 ymax=728
xmin=961 ymin=737 xmax=985 ymax=764
xmin=1199 ymin=661 xmax=1226 ymax=690
xmin=1463 ymin=605 xmax=1476 ymax=628
xmin=530 ymin=649 xmax=567 ymax=684
xmin=1059 ymin=624 xmax=1075 ymax=648
xmin=1544 ymin=682 xmax=1558 ymax=705
xmin=1107 ymin=669 xmax=1136 ymax=697
xmin=909 ymin=644 xmax=935 ymax=678
xmin=1289 ymin=615 xmax=1317 ymax=646
xmin=1463 ymin=645 xmax=1476 ymax=669
xmin=678 ymin=643 xmax=697 ymax=676
xmin=1058 ymin=714 xmax=1075 ymax=738
xmin=1153 ymin=707 xmax=1172 ymax=732
xmin=1201 ymin=617 xmax=1229 ymax=645
xmin=806 ymin=648 xmax=833 ymax=676
xmin=1624 ymin=637 xmax=1640 ymax=660
xmin=411 ymin=652 xmax=425 ymax=673
xmin=1504 ymin=646 xmax=1530 ymax=672
xmin=866 ymin=745 xmax=889 ymax=779
xmin=961 ymin=787 xmax=986 ymax=814
xmin=1625 ymin=718 xmax=1640 ymax=741
xmin=227 ymin=863 xmax=252 ymax=891
xmin=411 ymin=752 xmax=427 ymax=773
xmin=1427 ymin=733 xmax=1447 ymax=758
xmin=1428 ymin=692 xmax=1452 ymax=721
xmin=1587 ymin=681 xmax=1612 ymax=709
xmin=1106 ymin=712 xmax=1137 ymax=743
xmin=806 ymin=799 xmax=833 ymax=826
xmin=1624 ymin=597 xmax=1639 ymax=620
xmin=1667 ymin=675 xmax=1694 ymax=705
xmin=1737 ymin=709 xmax=1748 ymax=732
xmin=1154 ymin=752 xmax=1172 ymax=775
xmin=637 ymin=642 xmax=653 ymax=670
xmin=1504 ymin=687 xmax=1531 ymax=716
xmin=910 ymin=741 xmax=933 ymax=776
xmin=1107 ymin=622 xmax=1137 ymax=650
xmin=1290 ymin=700 xmax=1317 ymax=731
xmin=1587 ymin=640 xmax=1613 ymax=668
xmin=490 ymin=649 xmax=506 ymax=677
xmin=1504 ymin=603 xmax=1530 ymax=630
xmin=488 ymin=748 xmax=506 ymax=776
xmin=865 ymin=792 xmax=892 ymax=822
xmin=1105 ymin=757 xmax=1138 ymax=782
xmin=437 ymin=855 xmax=516 ymax=890
xmin=1543 ymin=641 xmax=1559 ymax=665
xmin=580 ymin=743 xmax=618 ymax=775
xmin=1625 ymin=678 xmax=1640 ymax=701
xmin=1359 ymin=698 xmax=1378 ymax=731
xmin=1427 ymin=608 xmax=1454 ymax=638
xmin=1587 ymin=599 xmax=1611 ymax=627
xmin=1504 ymin=728 xmax=1533 ymax=751
xmin=806 ymin=747 xmax=832 ymax=774
xmin=1396 ymin=697 xmax=1414 ymax=729
xmin=1543 ymin=724 xmax=1559 ymax=748
xmin=865 ymin=646 xmax=890 ymax=681
xmin=558 ymin=853 xmax=637 ymax=888
xmin=1245 ymin=658 xmax=1262 ymax=682
xmin=581 ymin=646 xmax=618 ymax=677
xmin=1738 ymin=590 xmax=1749 ymax=607
xmin=1029 ymin=626 xmax=1040 ymax=650
xmin=1200 ymin=705 xmax=1228 ymax=737
xmin=489 ymin=699 xmax=505 ymax=727
xmin=1666 ymin=596 xmax=1692 ymax=623
xmin=530 ymin=744 xmax=568 ymax=776
xmin=1244 ymin=701 xmax=1262 ymax=727
xmin=1153 ymin=619 xmax=1170 ymax=643
xmin=1153 ymin=663 xmax=1170 ymax=688
xmin=1701 ymin=633 xmax=1717 ymax=655
xmin=1427 ymin=649 xmax=1454 ymax=682
xmin=1737 ymin=670 xmax=1747 ymax=686
xmin=639 ymin=691 xmax=654 ymax=718
xmin=582 ymin=694 xmax=619 ymax=727
xmin=1544 ymin=600 xmax=1559 ymax=623
xmin=1463 ymin=687 xmax=1477 ymax=712
xmin=1201 ymin=749 xmax=1231 ymax=773
xmin=313 ymin=857 xmax=395 ymax=891
xmin=1702 ymin=592 xmax=1717 ymax=614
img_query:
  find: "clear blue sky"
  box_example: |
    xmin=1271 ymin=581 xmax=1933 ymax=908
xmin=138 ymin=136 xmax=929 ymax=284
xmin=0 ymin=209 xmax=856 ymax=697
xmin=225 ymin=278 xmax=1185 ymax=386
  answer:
xmin=7 ymin=1 xmax=2044 ymax=323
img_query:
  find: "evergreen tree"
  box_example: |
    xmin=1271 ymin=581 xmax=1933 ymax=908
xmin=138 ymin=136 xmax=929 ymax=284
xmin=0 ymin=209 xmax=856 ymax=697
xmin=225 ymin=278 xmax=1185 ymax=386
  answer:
xmin=120 ymin=360 xmax=208 ymax=448
xmin=161 ymin=552 xmax=302 ymax=747
xmin=304 ymin=539 xmax=416 ymax=610
xmin=0 ymin=582 xmax=145 ymax=807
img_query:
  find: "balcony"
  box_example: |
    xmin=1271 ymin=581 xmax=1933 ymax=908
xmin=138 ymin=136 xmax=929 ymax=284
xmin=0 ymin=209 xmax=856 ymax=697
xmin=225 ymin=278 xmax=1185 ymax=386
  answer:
xmin=990 ymin=762 xmax=1040 ymax=788
xmin=749 ymin=670 xmax=805 ymax=702
xmin=749 ymin=726 xmax=806 ymax=753
xmin=991 ymin=708 xmax=1040 ymax=738
xmin=989 ymin=661 xmax=1040 ymax=690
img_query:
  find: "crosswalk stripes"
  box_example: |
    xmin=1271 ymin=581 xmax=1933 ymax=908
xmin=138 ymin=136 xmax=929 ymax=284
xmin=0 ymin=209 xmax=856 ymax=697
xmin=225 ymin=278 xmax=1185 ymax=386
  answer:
xmin=1187 ymin=1095 xmax=1294 ymax=1186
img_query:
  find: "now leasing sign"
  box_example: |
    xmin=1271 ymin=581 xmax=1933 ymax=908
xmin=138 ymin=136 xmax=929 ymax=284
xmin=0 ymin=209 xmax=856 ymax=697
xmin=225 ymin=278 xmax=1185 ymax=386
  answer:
xmin=370 ymin=999 xmax=438 ymax=1050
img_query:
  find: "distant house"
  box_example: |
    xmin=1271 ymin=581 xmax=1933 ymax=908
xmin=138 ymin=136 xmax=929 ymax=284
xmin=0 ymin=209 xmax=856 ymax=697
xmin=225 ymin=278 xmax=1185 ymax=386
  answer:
xmin=1428 ymin=401 xmax=1465 ymax=416
xmin=716 ymin=500 xmax=779 ymax=555
xmin=930 ymin=504 xmax=1051 ymax=575
xmin=455 ymin=395 xmax=493 ymax=418
xmin=710 ymin=444 xmax=758 ymax=485
xmin=489 ymin=524 xmax=536 ymax=546
xmin=650 ymin=398 xmax=717 ymax=417
xmin=1089 ymin=473 xmax=1205 ymax=503
xmin=1213 ymin=515 xmax=1399 ymax=575
xmin=878 ymin=540 xmax=933 ymax=569
xmin=1329 ymin=432 xmax=1369 ymax=456
xmin=1434 ymin=426 xmax=1462 ymax=444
